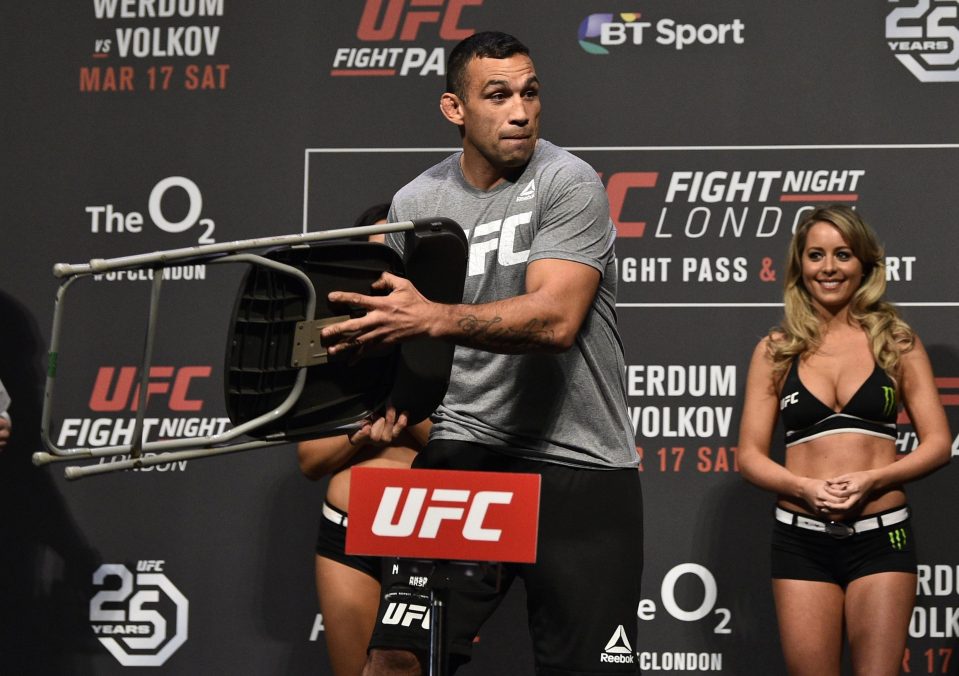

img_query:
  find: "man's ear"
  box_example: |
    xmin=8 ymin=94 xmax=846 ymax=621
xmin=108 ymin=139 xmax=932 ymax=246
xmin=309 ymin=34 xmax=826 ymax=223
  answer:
xmin=440 ymin=92 xmax=464 ymax=126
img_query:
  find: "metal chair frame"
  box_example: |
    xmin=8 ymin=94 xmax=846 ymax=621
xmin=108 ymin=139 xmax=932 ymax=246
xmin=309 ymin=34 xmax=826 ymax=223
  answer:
xmin=33 ymin=219 xmax=455 ymax=480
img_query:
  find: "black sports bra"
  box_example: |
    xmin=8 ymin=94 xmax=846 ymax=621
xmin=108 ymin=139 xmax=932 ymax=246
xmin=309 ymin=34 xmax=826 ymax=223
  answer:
xmin=779 ymin=358 xmax=898 ymax=447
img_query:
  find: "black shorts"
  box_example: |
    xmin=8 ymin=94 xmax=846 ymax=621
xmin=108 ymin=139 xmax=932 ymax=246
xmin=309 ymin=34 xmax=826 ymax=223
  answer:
xmin=315 ymin=501 xmax=381 ymax=581
xmin=771 ymin=505 xmax=917 ymax=588
xmin=369 ymin=439 xmax=644 ymax=675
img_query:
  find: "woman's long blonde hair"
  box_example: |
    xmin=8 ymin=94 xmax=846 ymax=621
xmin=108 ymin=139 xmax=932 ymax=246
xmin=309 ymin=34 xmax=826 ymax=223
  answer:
xmin=768 ymin=205 xmax=914 ymax=387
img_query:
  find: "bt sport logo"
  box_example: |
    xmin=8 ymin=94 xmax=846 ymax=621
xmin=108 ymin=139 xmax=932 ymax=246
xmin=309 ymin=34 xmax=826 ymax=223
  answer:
xmin=578 ymin=12 xmax=744 ymax=55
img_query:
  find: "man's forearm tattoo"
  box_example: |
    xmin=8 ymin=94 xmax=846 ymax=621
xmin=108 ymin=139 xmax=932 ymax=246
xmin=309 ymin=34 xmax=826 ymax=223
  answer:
xmin=457 ymin=315 xmax=554 ymax=351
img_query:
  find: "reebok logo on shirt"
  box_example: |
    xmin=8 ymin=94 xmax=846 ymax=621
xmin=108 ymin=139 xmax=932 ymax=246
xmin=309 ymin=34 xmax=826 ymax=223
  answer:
xmin=516 ymin=179 xmax=536 ymax=202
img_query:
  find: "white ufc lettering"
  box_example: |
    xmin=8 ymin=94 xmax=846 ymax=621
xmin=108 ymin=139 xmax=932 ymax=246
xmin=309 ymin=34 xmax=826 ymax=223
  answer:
xmin=467 ymin=220 xmax=501 ymax=276
xmin=418 ymin=489 xmax=469 ymax=537
xmin=780 ymin=391 xmax=799 ymax=410
xmin=372 ymin=487 xmax=427 ymax=536
xmin=382 ymin=602 xmax=430 ymax=629
xmin=466 ymin=211 xmax=531 ymax=276
xmin=371 ymin=488 xmax=513 ymax=541
xmin=463 ymin=491 xmax=512 ymax=541
xmin=136 ymin=560 xmax=165 ymax=572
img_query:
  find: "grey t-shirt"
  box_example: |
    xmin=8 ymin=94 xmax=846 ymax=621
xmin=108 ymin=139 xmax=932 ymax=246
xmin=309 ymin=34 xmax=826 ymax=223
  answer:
xmin=388 ymin=140 xmax=636 ymax=469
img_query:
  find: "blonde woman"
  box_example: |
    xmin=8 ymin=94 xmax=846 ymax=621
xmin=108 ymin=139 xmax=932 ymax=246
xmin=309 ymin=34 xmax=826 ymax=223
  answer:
xmin=738 ymin=205 xmax=950 ymax=676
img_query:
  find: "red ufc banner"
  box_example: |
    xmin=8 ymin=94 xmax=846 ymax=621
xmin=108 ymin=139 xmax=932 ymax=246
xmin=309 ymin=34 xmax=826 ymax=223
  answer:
xmin=346 ymin=467 xmax=541 ymax=563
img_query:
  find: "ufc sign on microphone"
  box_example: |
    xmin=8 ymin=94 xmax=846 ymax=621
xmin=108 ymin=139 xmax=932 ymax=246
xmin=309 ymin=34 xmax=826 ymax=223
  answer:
xmin=347 ymin=468 xmax=540 ymax=563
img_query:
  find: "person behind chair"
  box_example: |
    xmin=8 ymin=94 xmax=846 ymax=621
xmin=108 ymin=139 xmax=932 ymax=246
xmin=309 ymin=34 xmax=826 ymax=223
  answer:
xmin=297 ymin=203 xmax=430 ymax=676
xmin=320 ymin=31 xmax=642 ymax=676
xmin=738 ymin=205 xmax=950 ymax=676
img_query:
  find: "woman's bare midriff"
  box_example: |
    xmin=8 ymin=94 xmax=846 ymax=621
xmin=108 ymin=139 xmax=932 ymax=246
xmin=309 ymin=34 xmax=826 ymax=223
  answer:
xmin=777 ymin=431 xmax=905 ymax=520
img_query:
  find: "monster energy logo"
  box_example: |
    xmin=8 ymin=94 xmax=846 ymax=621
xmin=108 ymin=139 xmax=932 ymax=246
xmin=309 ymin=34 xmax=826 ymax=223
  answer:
xmin=881 ymin=386 xmax=896 ymax=417
xmin=889 ymin=528 xmax=907 ymax=551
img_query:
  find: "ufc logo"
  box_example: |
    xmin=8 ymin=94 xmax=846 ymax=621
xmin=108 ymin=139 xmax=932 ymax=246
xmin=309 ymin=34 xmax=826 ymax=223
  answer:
xmin=466 ymin=212 xmax=531 ymax=276
xmin=357 ymin=0 xmax=481 ymax=42
xmin=372 ymin=487 xmax=513 ymax=541
xmin=89 ymin=366 xmax=211 ymax=412
xmin=602 ymin=171 xmax=659 ymax=238
xmin=780 ymin=391 xmax=799 ymax=410
xmin=136 ymin=560 xmax=165 ymax=572
xmin=382 ymin=602 xmax=430 ymax=629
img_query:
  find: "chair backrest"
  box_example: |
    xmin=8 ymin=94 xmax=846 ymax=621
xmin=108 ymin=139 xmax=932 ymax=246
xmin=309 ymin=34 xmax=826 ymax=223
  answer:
xmin=224 ymin=217 xmax=468 ymax=438
xmin=391 ymin=217 xmax=468 ymax=424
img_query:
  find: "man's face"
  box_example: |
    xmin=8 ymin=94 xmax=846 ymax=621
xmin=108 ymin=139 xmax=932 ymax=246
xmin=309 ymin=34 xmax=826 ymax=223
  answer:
xmin=457 ymin=54 xmax=540 ymax=170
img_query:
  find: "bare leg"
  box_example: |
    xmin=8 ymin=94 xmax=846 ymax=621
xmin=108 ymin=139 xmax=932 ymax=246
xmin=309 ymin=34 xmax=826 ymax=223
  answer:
xmin=316 ymin=554 xmax=382 ymax=676
xmin=362 ymin=649 xmax=422 ymax=676
xmin=845 ymin=572 xmax=916 ymax=676
xmin=772 ymin=579 xmax=845 ymax=676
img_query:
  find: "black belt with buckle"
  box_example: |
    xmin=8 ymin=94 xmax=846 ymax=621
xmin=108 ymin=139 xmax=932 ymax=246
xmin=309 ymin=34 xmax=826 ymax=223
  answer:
xmin=823 ymin=521 xmax=854 ymax=539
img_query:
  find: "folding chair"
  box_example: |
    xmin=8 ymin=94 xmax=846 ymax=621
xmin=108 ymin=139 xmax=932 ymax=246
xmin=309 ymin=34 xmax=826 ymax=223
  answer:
xmin=33 ymin=218 xmax=467 ymax=480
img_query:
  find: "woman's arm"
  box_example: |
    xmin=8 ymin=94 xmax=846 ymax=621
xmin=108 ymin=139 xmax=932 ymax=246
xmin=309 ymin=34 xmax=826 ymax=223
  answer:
xmin=297 ymin=408 xmax=409 ymax=480
xmin=738 ymin=338 xmax=826 ymax=510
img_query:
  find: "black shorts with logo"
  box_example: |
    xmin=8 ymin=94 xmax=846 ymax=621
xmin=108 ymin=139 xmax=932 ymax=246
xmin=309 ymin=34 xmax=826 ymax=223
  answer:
xmin=368 ymin=439 xmax=644 ymax=675
xmin=771 ymin=505 xmax=917 ymax=588
xmin=315 ymin=501 xmax=381 ymax=581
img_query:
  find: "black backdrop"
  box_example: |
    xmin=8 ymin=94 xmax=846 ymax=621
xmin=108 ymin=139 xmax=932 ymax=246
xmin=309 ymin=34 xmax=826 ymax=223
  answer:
xmin=2 ymin=2 xmax=958 ymax=673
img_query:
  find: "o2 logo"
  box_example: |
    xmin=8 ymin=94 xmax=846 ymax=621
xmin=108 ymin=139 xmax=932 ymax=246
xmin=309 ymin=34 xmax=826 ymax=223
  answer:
xmin=887 ymin=0 xmax=959 ymax=82
xmin=148 ymin=177 xmax=215 ymax=241
xmin=89 ymin=561 xmax=189 ymax=667
xmin=85 ymin=176 xmax=216 ymax=243
xmin=638 ymin=563 xmax=732 ymax=634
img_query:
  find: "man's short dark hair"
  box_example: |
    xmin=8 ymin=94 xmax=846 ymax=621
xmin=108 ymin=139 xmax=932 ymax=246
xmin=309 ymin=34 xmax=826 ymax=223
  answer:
xmin=352 ymin=203 xmax=390 ymax=229
xmin=446 ymin=31 xmax=530 ymax=100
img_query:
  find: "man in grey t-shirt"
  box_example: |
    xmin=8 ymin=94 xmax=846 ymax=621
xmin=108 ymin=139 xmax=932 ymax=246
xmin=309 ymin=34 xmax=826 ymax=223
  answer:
xmin=322 ymin=32 xmax=642 ymax=676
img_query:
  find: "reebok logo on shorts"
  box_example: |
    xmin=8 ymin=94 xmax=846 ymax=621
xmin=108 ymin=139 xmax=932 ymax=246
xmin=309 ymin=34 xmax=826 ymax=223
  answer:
xmin=600 ymin=625 xmax=635 ymax=664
